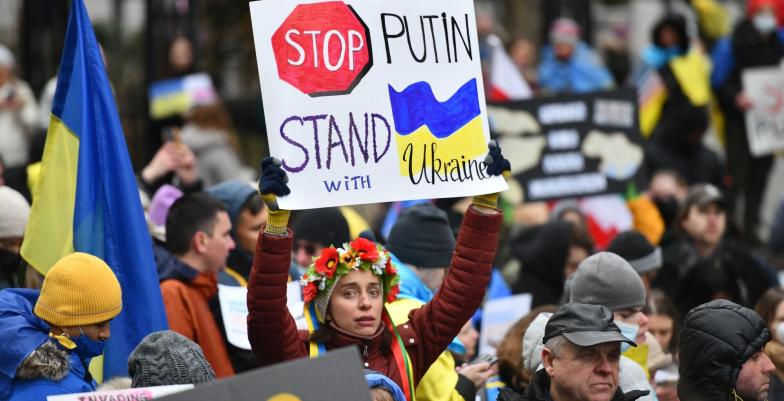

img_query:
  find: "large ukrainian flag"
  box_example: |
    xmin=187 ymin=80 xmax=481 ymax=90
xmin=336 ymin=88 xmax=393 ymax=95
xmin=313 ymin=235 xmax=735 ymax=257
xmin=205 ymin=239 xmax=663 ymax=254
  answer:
xmin=21 ymin=0 xmax=168 ymax=380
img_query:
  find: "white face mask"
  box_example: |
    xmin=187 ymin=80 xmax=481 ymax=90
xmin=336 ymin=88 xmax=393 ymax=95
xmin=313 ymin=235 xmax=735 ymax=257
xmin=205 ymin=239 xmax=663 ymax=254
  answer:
xmin=753 ymin=12 xmax=778 ymax=34
xmin=775 ymin=322 xmax=784 ymax=343
xmin=615 ymin=320 xmax=639 ymax=353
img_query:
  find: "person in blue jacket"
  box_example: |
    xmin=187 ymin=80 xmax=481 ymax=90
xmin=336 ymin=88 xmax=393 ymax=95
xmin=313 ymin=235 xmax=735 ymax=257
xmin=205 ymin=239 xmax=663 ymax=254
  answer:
xmin=538 ymin=18 xmax=614 ymax=94
xmin=0 ymin=252 xmax=122 ymax=401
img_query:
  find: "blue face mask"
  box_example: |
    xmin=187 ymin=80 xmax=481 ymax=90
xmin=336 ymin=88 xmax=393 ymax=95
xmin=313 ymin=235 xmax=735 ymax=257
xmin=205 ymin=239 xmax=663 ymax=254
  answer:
xmin=73 ymin=327 xmax=106 ymax=360
xmin=615 ymin=320 xmax=639 ymax=353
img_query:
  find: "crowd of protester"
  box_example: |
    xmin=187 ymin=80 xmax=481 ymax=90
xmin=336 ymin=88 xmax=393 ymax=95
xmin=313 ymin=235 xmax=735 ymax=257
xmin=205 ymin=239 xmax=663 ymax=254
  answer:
xmin=1 ymin=1 xmax=784 ymax=401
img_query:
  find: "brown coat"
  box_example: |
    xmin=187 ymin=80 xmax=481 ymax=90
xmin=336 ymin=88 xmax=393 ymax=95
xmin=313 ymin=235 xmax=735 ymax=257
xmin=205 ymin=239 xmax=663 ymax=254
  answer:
xmin=161 ymin=272 xmax=235 ymax=378
xmin=247 ymin=206 xmax=502 ymax=392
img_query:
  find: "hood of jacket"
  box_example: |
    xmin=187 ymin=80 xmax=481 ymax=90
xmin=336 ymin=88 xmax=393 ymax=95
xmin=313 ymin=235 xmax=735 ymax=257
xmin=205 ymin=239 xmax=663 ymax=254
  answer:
xmin=678 ymin=299 xmax=770 ymax=401
xmin=0 ymin=289 xmax=67 ymax=398
xmin=512 ymin=221 xmax=572 ymax=298
xmin=154 ymin=244 xmax=217 ymax=299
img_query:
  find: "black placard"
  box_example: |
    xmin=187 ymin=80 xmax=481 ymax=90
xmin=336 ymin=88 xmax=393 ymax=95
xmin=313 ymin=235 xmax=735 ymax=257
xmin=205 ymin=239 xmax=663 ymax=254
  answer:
xmin=488 ymin=89 xmax=645 ymax=202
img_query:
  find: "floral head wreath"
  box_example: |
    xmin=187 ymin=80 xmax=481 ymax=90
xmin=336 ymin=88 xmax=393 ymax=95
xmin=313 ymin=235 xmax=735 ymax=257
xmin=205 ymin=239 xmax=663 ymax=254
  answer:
xmin=300 ymin=238 xmax=401 ymax=305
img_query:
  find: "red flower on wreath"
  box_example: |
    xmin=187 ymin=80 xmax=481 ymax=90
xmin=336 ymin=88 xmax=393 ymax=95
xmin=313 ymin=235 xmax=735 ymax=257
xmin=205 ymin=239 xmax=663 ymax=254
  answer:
xmin=314 ymin=248 xmax=339 ymax=278
xmin=303 ymin=281 xmax=318 ymax=303
xmin=386 ymin=284 xmax=400 ymax=303
xmin=350 ymin=238 xmax=379 ymax=262
xmin=385 ymin=258 xmax=397 ymax=275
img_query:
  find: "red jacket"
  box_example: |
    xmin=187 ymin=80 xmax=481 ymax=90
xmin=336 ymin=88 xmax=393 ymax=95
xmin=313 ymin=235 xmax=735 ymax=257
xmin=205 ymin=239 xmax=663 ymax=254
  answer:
xmin=247 ymin=206 xmax=502 ymax=391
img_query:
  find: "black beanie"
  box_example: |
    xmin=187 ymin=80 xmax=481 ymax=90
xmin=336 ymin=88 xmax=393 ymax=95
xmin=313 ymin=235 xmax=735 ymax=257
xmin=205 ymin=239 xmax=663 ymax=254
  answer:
xmin=387 ymin=204 xmax=456 ymax=268
xmin=606 ymin=230 xmax=662 ymax=274
xmin=293 ymin=207 xmax=351 ymax=247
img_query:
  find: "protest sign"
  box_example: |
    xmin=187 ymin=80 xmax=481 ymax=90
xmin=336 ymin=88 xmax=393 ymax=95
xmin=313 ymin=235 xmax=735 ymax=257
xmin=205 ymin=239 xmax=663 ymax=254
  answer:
xmin=742 ymin=67 xmax=784 ymax=156
xmin=249 ymin=0 xmax=507 ymax=209
xmin=156 ymin=347 xmax=371 ymax=401
xmin=148 ymin=73 xmax=217 ymax=119
xmin=488 ymin=89 xmax=645 ymax=202
xmin=218 ymin=282 xmax=306 ymax=350
xmin=48 ymin=384 xmax=193 ymax=401
xmin=478 ymin=294 xmax=531 ymax=356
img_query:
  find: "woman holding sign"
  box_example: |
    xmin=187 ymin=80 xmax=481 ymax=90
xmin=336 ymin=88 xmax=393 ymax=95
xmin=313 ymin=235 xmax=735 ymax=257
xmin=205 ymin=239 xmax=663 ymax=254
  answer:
xmin=246 ymin=143 xmax=510 ymax=401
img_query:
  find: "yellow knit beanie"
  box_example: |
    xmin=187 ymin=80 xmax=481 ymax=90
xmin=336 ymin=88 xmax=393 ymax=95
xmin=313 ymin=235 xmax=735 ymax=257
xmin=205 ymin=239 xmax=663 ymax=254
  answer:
xmin=34 ymin=252 xmax=123 ymax=327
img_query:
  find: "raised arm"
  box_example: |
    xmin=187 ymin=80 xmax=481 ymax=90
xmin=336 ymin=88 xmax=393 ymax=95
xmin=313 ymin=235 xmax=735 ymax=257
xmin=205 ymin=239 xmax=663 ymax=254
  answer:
xmin=247 ymin=157 xmax=307 ymax=365
xmin=406 ymin=142 xmax=509 ymax=379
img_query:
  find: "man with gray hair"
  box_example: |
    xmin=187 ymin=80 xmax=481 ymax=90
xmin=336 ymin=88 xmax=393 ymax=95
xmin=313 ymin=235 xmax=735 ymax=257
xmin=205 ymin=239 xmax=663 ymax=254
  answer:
xmin=499 ymin=303 xmax=649 ymax=401
xmin=569 ymin=252 xmax=655 ymax=401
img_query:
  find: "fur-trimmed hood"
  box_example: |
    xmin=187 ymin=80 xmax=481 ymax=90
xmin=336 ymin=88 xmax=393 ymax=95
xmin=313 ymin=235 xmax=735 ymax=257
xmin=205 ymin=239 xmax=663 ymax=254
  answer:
xmin=15 ymin=341 xmax=70 ymax=382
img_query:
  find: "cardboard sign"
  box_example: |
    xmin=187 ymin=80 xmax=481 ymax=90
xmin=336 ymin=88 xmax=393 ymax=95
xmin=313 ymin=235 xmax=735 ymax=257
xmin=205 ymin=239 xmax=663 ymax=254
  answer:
xmin=742 ymin=67 xmax=784 ymax=156
xmin=47 ymin=384 xmax=193 ymax=401
xmin=478 ymin=294 xmax=532 ymax=356
xmin=218 ymin=283 xmax=306 ymax=350
xmin=250 ymin=0 xmax=507 ymax=209
xmin=148 ymin=73 xmax=217 ymax=119
xmin=156 ymin=347 xmax=371 ymax=401
xmin=488 ymin=89 xmax=645 ymax=202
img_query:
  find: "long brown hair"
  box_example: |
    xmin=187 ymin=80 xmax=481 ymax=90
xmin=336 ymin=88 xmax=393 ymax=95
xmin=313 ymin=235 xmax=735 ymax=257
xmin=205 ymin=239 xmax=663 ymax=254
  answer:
xmin=755 ymin=287 xmax=784 ymax=332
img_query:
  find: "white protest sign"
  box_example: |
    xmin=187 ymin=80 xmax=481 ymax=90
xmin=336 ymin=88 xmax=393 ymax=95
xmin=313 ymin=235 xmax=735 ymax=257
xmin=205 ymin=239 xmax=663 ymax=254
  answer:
xmin=742 ymin=67 xmax=784 ymax=156
xmin=218 ymin=282 xmax=306 ymax=350
xmin=250 ymin=0 xmax=507 ymax=209
xmin=47 ymin=384 xmax=193 ymax=401
xmin=478 ymin=294 xmax=532 ymax=356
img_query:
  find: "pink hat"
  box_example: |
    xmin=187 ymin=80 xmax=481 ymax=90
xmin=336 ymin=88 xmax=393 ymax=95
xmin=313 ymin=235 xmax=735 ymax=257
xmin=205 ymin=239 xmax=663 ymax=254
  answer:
xmin=550 ymin=18 xmax=581 ymax=45
xmin=148 ymin=184 xmax=184 ymax=234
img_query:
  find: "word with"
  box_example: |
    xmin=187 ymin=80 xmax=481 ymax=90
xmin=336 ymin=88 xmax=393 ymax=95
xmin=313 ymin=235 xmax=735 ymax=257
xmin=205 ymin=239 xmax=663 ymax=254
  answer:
xmin=381 ymin=13 xmax=473 ymax=64
xmin=403 ymin=142 xmax=488 ymax=185
xmin=323 ymin=175 xmax=372 ymax=192
xmin=538 ymin=102 xmax=586 ymax=125
xmin=279 ymin=112 xmax=392 ymax=173
xmin=284 ymin=29 xmax=365 ymax=72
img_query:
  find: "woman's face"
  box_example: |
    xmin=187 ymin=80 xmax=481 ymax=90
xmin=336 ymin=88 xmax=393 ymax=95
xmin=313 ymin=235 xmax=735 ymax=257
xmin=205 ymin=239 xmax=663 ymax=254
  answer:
xmin=614 ymin=308 xmax=649 ymax=344
xmin=328 ymin=269 xmax=384 ymax=337
xmin=648 ymin=314 xmax=674 ymax=351
xmin=770 ymin=300 xmax=784 ymax=340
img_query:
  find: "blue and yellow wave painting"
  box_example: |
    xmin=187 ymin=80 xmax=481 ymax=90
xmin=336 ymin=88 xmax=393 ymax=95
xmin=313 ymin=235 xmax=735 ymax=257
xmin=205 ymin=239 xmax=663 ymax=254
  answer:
xmin=388 ymin=78 xmax=486 ymax=176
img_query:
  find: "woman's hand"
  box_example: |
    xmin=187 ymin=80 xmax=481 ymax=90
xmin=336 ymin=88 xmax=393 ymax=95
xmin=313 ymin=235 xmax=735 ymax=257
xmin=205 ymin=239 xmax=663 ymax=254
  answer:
xmin=472 ymin=140 xmax=511 ymax=213
xmin=259 ymin=157 xmax=291 ymax=236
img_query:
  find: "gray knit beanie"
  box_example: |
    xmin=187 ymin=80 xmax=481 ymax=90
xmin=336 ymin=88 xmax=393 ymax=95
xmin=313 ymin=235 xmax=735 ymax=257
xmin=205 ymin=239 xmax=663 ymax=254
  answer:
xmin=128 ymin=330 xmax=216 ymax=388
xmin=569 ymin=252 xmax=646 ymax=311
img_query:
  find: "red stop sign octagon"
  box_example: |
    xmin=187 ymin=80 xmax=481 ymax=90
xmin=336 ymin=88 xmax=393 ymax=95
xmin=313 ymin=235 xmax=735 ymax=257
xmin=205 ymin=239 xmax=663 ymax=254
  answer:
xmin=271 ymin=1 xmax=372 ymax=97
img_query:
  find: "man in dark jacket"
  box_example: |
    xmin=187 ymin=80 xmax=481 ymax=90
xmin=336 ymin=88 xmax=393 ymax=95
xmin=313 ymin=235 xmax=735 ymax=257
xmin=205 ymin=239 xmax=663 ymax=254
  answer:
xmin=498 ymin=303 xmax=648 ymax=401
xmin=679 ymin=300 xmax=775 ymax=401
xmin=653 ymin=184 xmax=777 ymax=317
xmin=711 ymin=0 xmax=784 ymax=243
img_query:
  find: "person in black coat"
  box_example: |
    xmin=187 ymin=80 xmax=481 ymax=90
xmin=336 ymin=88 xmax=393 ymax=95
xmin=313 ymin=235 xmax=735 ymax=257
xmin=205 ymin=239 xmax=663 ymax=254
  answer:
xmin=679 ymin=300 xmax=775 ymax=401
xmin=510 ymin=220 xmax=592 ymax=308
xmin=712 ymin=1 xmax=784 ymax=243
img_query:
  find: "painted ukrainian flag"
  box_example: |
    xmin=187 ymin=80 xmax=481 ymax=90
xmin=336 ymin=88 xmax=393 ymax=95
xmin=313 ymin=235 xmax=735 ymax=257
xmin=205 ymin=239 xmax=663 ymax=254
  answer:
xmin=21 ymin=0 xmax=168 ymax=379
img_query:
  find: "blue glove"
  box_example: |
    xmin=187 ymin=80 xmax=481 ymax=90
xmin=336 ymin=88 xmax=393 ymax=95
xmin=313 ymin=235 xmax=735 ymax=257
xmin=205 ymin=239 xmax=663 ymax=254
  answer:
xmin=484 ymin=140 xmax=511 ymax=178
xmin=258 ymin=157 xmax=291 ymax=235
